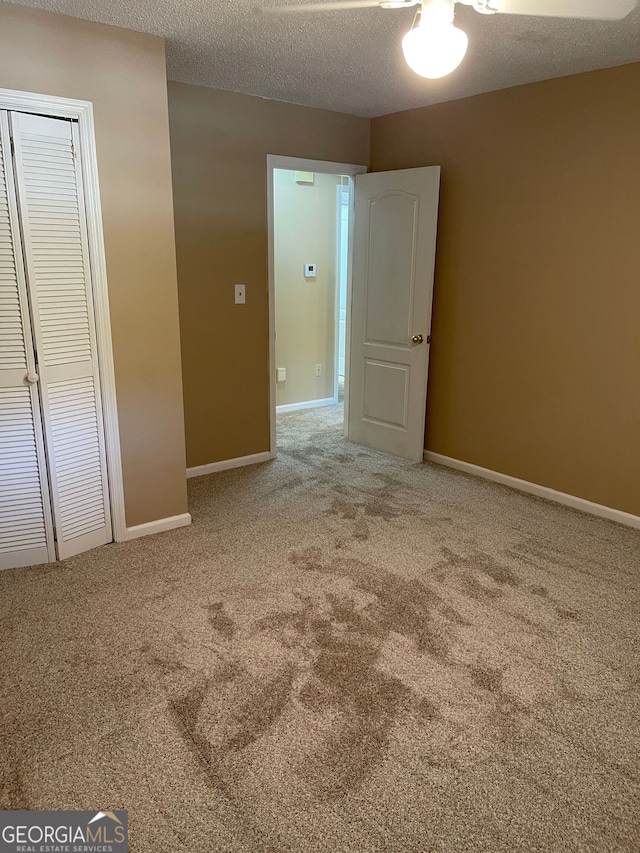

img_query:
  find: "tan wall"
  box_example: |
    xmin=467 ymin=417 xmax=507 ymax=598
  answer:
xmin=168 ymin=82 xmax=369 ymax=467
xmin=0 ymin=3 xmax=188 ymax=527
xmin=274 ymin=170 xmax=341 ymax=407
xmin=370 ymin=62 xmax=640 ymax=516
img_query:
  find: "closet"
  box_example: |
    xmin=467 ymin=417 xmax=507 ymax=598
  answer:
xmin=0 ymin=109 xmax=111 ymax=571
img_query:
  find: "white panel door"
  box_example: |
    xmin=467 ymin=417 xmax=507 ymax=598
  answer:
xmin=10 ymin=111 xmax=112 ymax=560
xmin=0 ymin=113 xmax=55 ymax=570
xmin=348 ymin=167 xmax=440 ymax=462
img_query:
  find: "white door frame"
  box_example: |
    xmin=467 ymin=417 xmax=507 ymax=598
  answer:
xmin=266 ymin=154 xmax=367 ymax=457
xmin=0 ymin=87 xmax=126 ymax=543
xmin=334 ymin=181 xmax=350 ymax=403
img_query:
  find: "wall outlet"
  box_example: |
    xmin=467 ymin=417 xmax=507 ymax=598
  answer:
xmin=315 ymin=364 xmax=322 ymax=377
xmin=234 ymin=284 xmax=245 ymax=304
xmin=276 ymin=367 xmax=286 ymax=383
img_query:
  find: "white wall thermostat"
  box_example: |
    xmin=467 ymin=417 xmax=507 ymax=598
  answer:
xmin=304 ymin=263 xmax=317 ymax=278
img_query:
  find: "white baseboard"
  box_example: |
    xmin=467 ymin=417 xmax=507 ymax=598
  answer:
xmin=423 ymin=451 xmax=640 ymax=531
xmin=126 ymin=512 xmax=192 ymax=541
xmin=187 ymin=451 xmax=272 ymax=479
xmin=276 ymin=397 xmax=337 ymax=414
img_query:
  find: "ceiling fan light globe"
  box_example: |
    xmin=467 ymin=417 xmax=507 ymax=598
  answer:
xmin=402 ymin=23 xmax=468 ymax=79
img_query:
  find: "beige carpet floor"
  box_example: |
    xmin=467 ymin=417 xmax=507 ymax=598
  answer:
xmin=1 ymin=403 xmax=639 ymax=852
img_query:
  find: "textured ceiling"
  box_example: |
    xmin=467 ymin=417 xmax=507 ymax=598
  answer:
xmin=7 ymin=0 xmax=640 ymax=116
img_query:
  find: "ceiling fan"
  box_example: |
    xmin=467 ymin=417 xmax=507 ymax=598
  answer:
xmin=265 ymin=0 xmax=638 ymax=79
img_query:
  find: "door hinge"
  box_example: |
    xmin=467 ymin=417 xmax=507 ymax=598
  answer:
xmin=10 ymin=136 xmax=15 ymax=156
xmin=426 ymin=334 xmax=431 ymax=344
xmin=71 ymin=141 xmax=77 ymax=160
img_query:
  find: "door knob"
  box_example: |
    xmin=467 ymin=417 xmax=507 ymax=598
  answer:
xmin=25 ymin=371 xmax=39 ymax=384
xmin=411 ymin=334 xmax=424 ymax=344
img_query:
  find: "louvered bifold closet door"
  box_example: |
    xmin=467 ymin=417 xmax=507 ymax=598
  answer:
xmin=0 ymin=112 xmax=55 ymax=570
xmin=10 ymin=112 xmax=112 ymax=560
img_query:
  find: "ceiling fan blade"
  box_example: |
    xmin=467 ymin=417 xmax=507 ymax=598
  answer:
xmin=486 ymin=0 xmax=638 ymax=20
xmin=264 ymin=0 xmax=388 ymax=11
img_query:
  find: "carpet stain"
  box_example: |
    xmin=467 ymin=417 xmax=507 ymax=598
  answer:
xmin=170 ymin=664 xmax=296 ymax=792
xmin=169 ymin=677 xmax=286 ymax=851
xmin=442 ymin=548 xmax=520 ymax=588
xmin=325 ymin=593 xmax=374 ymax=634
xmin=301 ymin=637 xmax=380 ymax=710
xmin=258 ymin=606 xmax=323 ymax=650
xmin=363 ymin=496 xmax=398 ymax=520
xmin=281 ymin=447 xmax=320 ymax=466
xmin=529 ymin=585 xmax=550 ymax=598
xmin=441 ymin=547 xmax=466 ymax=567
xmin=326 ymin=496 xmax=359 ymax=520
xmin=305 ymin=719 xmax=388 ymax=797
xmin=474 ymin=555 xmax=520 ymax=587
xmin=208 ymin=602 xmax=236 ymax=640
xmin=150 ymin=656 xmax=188 ymax=675
xmin=0 ymin=759 xmax=27 ymax=809
xmin=171 ymin=680 xmax=207 ymax=732
xmin=463 ymin=573 xmax=505 ymax=601
xmin=215 ymin=659 xmax=243 ymax=683
xmin=469 ymin=664 xmax=504 ymax=693
xmin=353 ymin=517 xmax=369 ymax=540
xmin=266 ymin=476 xmax=304 ymax=496
xmin=299 ymin=641 xmax=411 ymax=797
xmin=256 ymin=567 xmax=436 ymax=793
xmin=556 ymin=607 xmax=580 ymax=621
xmin=491 ymin=697 xmax=527 ymax=745
xmin=169 ymin=680 xmax=215 ymax=782
xmin=250 ymin=546 xmax=481 ymax=793
xmin=417 ymin=696 xmax=440 ymax=721
xmin=345 ymin=558 xmax=466 ymax=636
xmin=306 ymin=673 xmax=410 ymax=798
xmin=290 ymin=546 xmax=325 ymax=572
xmin=226 ymin=665 xmax=296 ymax=752
xmin=325 ymin=473 xmax=412 ymax=528
xmin=288 ymin=551 xmax=468 ymax=657
xmin=416 ymin=622 xmax=450 ymax=662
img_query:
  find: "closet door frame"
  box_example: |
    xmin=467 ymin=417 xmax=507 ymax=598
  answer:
xmin=0 ymin=88 xmax=126 ymax=544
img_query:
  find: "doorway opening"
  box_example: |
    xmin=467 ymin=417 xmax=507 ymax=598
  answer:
xmin=273 ymin=169 xmax=350 ymax=417
xmin=267 ymin=156 xmax=367 ymax=457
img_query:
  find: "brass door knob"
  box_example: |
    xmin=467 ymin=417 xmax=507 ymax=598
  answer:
xmin=411 ymin=334 xmax=424 ymax=344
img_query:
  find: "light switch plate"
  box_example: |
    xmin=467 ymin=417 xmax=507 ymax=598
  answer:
xmin=235 ymin=284 xmax=245 ymax=304
xmin=304 ymin=263 xmax=317 ymax=278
